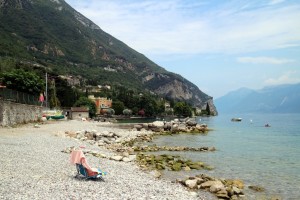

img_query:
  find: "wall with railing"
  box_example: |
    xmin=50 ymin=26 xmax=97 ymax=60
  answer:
xmin=0 ymin=88 xmax=40 ymax=106
xmin=0 ymin=88 xmax=43 ymax=126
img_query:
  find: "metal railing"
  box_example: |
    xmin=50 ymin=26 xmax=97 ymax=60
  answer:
xmin=0 ymin=88 xmax=40 ymax=106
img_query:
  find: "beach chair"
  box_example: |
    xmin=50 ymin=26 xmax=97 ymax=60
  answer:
xmin=70 ymin=149 xmax=106 ymax=181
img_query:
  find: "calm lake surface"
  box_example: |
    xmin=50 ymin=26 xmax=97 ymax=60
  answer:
xmin=149 ymin=113 xmax=300 ymax=199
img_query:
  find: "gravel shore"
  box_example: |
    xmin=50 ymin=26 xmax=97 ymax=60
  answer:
xmin=0 ymin=120 xmax=215 ymax=200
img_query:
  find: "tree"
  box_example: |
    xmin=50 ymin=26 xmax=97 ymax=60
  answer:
xmin=132 ymin=107 xmax=139 ymax=115
xmin=0 ymin=57 xmax=17 ymax=73
xmin=0 ymin=69 xmax=44 ymax=95
xmin=138 ymin=94 xmax=158 ymax=116
xmin=55 ymin=77 xmax=80 ymax=107
xmin=123 ymin=109 xmax=132 ymax=116
xmin=112 ymin=100 xmax=125 ymax=115
xmin=73 ymin=97 xmax=96 ymax=118
xmin=138 ymin=109 xmax=145 ymax=117
xmin=205 ymin=102 xmax=211 ymax=115
xmin=49 ymin=79 xmax=60 ymax=108
xmin=106 ymin=108 xmax=115 ymax=116
xmin=174 ymin=101 xmax=192 ymax=117
xmin=157 ymin=100 xmax=166 ymax=115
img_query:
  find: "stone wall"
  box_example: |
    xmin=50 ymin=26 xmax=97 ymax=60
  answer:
xmin=0 ymin=100 xmax=43 ymax=126
xmin=71 ymin=112 xmax=89 ymax=120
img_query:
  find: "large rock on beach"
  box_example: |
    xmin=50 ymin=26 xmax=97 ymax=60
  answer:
xmin=122 ymin=155 xmax=136 ymax=162
xmin=186 ymin=119 xmax=197 ymax=126
xmin=209 ymin=181 xmax=225 ymax=193
xmin=152 ymin=121 xmax=165 ymax=128
xmin=201 ymin=181 xmax=222 ymax=189
xmin=85 ymin=132 xmax=94 ymax=140
xmin=134 ymin=124 xmax=143 ymax=131
xmin=178 ymin=123 xmax=187 ymax=132
xmin=150 ymin=170 xmax=162 ymax=178
xmin=110 ymin=155 xmax=123 ymax=161
xmin=179 ymin=174 xmax=246 ymax=199
xmin=164 ymin=122 xmax=172 ymax=130
xmin=226 ymin=179 xmax=244 ymax=189
xmin=65 ymin=131 xmax=77 ymax=138
xmin=185 ymin=179 xmax=198 ymax=189
xmin=138 ymin=118 xmax=210 ymax=133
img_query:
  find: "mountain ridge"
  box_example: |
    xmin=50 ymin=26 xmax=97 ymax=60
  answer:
xmin=215 ymin=83 xmax=300 ymax=114
xmin=0 ymin=0 xmax=217 ymax=114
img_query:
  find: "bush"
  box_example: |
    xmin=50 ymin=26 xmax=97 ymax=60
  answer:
xmin=174 ymin=101 xmax=192 ymax=117
xmin=123 ymin=109 xmax=132 ymax=116
xmin=0 ymin=69 xmax=44 ymax=95
xmin=112 ymin=100 xmax=125 ymax=115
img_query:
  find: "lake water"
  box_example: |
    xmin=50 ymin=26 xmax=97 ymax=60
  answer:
xmin=150 ymin=114 xmax=300 ymax=199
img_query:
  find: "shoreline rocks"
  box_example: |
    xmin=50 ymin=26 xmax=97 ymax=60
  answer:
xmin=179 ymin=174 xmax=245 ymax=199
xmin=136 ymin=153 xmax=214 ymax=172
xmin=133 ymin=145 xmax=216 ymax=152
xmin=64 ymin=128 xmax=217 ymax=154
xmin=65 ymin=129 xmax=123 ymax=146
xmin=1 ymin=120 xmax=209 ymax=200
xmin=62 ymin=146 xmax=137 ymax=163
xmin=132 ymin=118 xmax=210 ymax=133
xmin=60 ymin=121 xmax=260 ymax=200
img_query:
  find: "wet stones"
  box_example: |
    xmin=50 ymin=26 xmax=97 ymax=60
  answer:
xmin=109 ymin=154 xmax=136 ymax=162
xmin=133 ymin=145 xmax=216 ymax=152
xmin=136 ymin=153 xmax=213 ymax=172
xmin=179 ymin=174 xmax=245 ymax=200
xmin=248 ymin=185 xmax=265 ymax=192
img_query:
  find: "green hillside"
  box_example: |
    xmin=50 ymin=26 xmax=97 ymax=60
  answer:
xmin=0 ymin=0 xmax=216 ymax=113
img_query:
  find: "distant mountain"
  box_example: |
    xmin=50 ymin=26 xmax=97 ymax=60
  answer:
xmin=0 ymin=0 xmax=217 ymax=114
xmin=215 ymin=83 xmax=300 ymax=113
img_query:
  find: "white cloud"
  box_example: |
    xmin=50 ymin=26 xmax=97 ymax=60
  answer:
xmin=264 ymin=71 xmax=300 ymax=85
xmin=237 ymin=56 xmax=295 ymax=64
xmin=66 ymin=0 xmax=300 ymax=55
xmin=269 ymin=0 xmax=285 ymax=5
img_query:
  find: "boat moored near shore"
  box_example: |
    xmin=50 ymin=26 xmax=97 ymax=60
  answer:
xmin=231 ymin=118 xmax=242 ymax=122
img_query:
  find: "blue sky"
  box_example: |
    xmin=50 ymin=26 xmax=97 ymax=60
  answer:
xmin=65 ymin=0 xmax=300 ymax=98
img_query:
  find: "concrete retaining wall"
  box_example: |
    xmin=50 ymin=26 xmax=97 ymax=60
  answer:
xmin=0 ymin=100 xmax=43 ymax=126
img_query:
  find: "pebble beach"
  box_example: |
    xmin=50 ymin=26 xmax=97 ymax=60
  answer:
xmin=0 ymin=120 xmax=215 ymax=200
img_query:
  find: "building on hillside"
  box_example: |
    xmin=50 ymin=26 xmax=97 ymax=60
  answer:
xmin=88 ymin=95 xmax=112 ymax=114
xmin=98 ymin=85 xmax=111 ymax=90
xmin=86 ymin=85 xmax=102 ymax=93
xmin=80 ymin=85 xmax=111 ymax=93
xmin=164 ymin=101 xmax=174 ymax=114
xmin=58 ymin=75 xmax=81 ymax=87
xmin=70 ymin=107 xmax=89 ymax=120
xmin=195 ymin=107 xmax=202 ymax=115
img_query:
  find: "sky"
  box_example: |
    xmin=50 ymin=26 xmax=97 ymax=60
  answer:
xmin=65 ymin=0 xmax=300 ymax=98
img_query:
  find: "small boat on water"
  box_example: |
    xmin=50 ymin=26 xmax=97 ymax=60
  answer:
xmin=231 ymin=118 xmax=242 ymax=122
xmin=42 ymin=110 xmax=65 ymax=120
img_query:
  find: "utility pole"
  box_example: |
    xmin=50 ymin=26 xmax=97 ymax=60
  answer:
xmin=45 ymin=72 xmax=48 ymax=108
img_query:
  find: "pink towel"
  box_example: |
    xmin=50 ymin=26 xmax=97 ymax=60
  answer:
xmin=70 ymin=150 xmax=98 ymax=176
xmin=70 ymin=150 xmax=84 ymax=165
